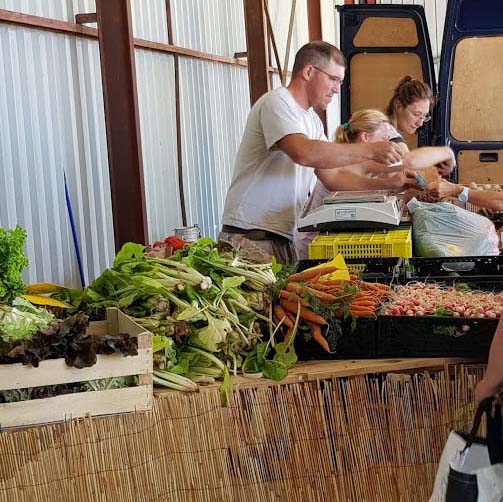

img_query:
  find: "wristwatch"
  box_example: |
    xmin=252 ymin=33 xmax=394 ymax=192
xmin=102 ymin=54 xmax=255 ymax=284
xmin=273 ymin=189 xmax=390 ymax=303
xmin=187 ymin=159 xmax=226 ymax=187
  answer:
xmin=458 ymin=186 xmax=469 ymax=203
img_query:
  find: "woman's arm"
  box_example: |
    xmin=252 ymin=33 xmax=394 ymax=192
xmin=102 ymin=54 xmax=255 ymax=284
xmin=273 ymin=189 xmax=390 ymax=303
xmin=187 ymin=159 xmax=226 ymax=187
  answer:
xmin=316 ymin=164 xmax=418 ymax=192
xmin=401 ymin=146 xmax=456 ymax=175
xmin=426 ymin=180 xmax=503 ymax=212
xmin=475 ymin=320 xmax=503 ymax=404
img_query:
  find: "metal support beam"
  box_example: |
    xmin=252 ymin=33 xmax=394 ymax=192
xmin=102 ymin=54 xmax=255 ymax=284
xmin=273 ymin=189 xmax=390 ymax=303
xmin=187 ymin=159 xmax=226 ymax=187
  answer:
xmin=243 ymin=0 xmax=270 ymax=105
xmin=95 ymin=0 xmax=148 ymax=249
xmin=307 ymin=0 xmax=322 ymax=41
xmin=307 ymin=0 xmax=327 ymax=134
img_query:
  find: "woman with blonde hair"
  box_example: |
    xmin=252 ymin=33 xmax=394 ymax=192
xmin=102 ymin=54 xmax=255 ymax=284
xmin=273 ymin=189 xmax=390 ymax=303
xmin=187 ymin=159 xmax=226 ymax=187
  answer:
xmin=295 ymin=109 xmax=418 ymax=260
xmin=294 ymin=105 xmax=458 ymax=261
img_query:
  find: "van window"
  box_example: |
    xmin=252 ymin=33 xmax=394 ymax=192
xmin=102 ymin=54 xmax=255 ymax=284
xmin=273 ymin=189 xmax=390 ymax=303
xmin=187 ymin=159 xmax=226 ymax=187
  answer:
xmin=354 ymin=18 xmax=418 ymax=47
xmin=450 ymin=36 xmax=503 ymax=142
xmin=350 ymin=52 xmax=423 ymax=149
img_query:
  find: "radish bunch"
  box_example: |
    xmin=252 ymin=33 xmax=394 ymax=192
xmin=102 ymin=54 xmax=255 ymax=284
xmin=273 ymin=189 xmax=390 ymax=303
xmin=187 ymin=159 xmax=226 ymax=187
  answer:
xmin=381 ymin=282 xmax=503 ymax=318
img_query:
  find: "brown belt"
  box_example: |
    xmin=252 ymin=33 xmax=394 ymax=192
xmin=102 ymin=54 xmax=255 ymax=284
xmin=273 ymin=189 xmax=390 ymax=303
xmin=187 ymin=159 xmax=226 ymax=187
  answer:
xmin=221 ymin=225 xmax=289 ymax=242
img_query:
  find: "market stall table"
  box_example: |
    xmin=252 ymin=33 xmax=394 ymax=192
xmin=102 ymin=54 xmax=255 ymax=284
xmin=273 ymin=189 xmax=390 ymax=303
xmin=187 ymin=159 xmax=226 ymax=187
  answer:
xmin=0 ymin=358 xmax=484 ymax=502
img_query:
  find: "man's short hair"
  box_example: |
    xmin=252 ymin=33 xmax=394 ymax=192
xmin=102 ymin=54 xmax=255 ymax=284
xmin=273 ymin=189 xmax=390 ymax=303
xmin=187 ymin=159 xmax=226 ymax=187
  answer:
xmin=291 ymin=41 xmax=346 ymax=77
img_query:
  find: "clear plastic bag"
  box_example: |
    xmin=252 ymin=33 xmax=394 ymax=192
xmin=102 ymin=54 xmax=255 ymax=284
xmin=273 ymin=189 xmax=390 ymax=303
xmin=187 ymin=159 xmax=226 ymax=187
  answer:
xmin=407 ymin=198 xmax=499 ymax=257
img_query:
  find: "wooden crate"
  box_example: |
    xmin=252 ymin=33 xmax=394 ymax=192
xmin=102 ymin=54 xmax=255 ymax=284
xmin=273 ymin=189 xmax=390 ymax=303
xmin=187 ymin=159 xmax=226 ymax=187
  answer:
xmin=0 ymin=308 xmax=153 ymax=429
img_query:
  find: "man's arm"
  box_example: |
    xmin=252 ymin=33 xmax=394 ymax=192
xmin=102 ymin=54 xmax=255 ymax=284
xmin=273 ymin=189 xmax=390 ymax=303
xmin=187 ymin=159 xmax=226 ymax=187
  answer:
xmin=277 ymin=133 xmax=404 ymax=169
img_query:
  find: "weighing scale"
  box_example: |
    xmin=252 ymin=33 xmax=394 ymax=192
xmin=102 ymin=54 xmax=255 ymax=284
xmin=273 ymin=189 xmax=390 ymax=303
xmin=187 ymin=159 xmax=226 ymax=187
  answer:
xmin=297 ymin=190 xmax=404 ymax=232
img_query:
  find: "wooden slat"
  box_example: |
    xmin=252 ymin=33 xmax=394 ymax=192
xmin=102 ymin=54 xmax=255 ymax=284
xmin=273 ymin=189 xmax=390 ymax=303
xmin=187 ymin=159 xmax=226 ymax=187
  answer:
xmin=75 ymin=13 xmax=97 ymax=24
xmin=154 ymin=357 xmax=476 ymax=396
xmin=0 ymin=385 xmax=153 ymax=429
xmin=0 ymin=348 xmax=152 ymax=391
xmin=457 ymin=150 xmax=503 ymax=184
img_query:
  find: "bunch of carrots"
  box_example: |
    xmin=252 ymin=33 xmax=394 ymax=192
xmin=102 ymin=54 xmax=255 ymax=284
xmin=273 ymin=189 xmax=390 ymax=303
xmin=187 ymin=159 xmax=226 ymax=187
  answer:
xmin=273 ymin=265 xmax=391 ymax=353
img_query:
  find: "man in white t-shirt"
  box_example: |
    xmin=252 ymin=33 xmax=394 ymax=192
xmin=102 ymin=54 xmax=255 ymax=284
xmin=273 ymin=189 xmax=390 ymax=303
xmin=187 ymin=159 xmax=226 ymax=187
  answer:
xmin=219 ymin=41 xmax=405 ymax=264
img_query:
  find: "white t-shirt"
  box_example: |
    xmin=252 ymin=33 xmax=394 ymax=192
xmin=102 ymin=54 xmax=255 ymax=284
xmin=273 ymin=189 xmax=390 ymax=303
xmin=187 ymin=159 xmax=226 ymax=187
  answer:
xmin=294 ymin=180 xmax=331 ymax=260
xmin=222 ymin=87 xmax=326 ymax=239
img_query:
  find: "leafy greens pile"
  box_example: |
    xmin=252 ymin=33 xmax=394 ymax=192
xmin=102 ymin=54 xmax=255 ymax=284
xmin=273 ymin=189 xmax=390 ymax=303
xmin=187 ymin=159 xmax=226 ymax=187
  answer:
xmin=53 ymin=238 xmax=293 ymax=392
xmin=0 ymin=225 xmax=29 ymax=304
xmin=0 ymin=310 xmax=137 ymax=368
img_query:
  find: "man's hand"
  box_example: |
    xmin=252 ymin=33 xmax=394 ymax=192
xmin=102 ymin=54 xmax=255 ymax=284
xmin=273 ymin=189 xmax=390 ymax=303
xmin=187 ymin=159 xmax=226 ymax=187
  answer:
xmin=425 ymin=179 xmax=461 ymax=199
xmin=368 ymin=141 xmax=404 ymax=165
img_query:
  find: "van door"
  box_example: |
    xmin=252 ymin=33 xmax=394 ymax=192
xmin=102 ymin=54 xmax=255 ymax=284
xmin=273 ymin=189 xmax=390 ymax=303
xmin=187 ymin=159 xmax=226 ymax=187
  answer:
xmin=438 ymin=0 xmax=503 ymax=184
xmin=337 ymin=4 xmax=436 ymax=150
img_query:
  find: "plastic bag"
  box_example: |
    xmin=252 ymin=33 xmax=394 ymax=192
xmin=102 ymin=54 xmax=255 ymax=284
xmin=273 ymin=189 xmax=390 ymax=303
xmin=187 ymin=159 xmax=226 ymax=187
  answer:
xmin=430 ymin=400 xmax=503 ymax=502
xmin=408 ymin=198 xmax=499 ymax=257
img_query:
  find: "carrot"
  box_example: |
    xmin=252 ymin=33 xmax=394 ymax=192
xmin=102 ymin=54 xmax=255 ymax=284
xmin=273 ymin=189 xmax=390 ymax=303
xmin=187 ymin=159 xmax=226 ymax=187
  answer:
xmin=288 ymin=266 xmax=338 ymax=283
xmin=308 ymin=322 xmax=331 ymax=353
xmin=314 ymin=279 xmax=347 ymax=286
xmin=287 ymin=280 xmax=354 ymax=303
xmin=280 ymin=299 xmax=327 ymax=325
xmin=350 ymin=307 xmax=376 ymax=317
xmin=274 ymin=304 xmax=293 ymax=328
xmin=350 ymin=300 xmax=375 ymax=308
xmin=279 ymin=289 xmax=309 ymax=306
xmin=307 ymin=272 xmax=322 ymax=284
xmin=308 ymin=283 xmax=336 ymax=291
xmin=305 ymin=287 xmax=339 ymax=303
xmin=285 ymin=282 xmax=303 ymax=294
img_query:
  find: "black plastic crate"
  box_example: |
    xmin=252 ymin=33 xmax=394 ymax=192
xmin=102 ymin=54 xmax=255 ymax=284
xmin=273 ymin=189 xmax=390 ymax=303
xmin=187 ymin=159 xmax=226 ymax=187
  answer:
xmin=294 ymin=317 xmax=376 ymax=360
xmin=296 ymin=257 xmax=402 ymax=284
xmin=402 ymin=256 xmax=503 ymax=290
xmin=377 ymin=315 xmax=498 ymax=359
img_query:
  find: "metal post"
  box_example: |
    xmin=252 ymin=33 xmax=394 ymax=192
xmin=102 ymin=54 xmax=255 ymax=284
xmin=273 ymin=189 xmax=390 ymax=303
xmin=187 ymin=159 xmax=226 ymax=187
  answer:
xmin=243 ymin=0 xmax=270 ymax=105
xmin=95 ymin=0 xmax=148 ymax=249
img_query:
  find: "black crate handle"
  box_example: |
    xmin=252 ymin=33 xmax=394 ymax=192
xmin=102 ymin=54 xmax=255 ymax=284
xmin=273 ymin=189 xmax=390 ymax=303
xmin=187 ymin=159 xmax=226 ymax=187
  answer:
xmin=440 ymin=261 xmax=476 ymax=273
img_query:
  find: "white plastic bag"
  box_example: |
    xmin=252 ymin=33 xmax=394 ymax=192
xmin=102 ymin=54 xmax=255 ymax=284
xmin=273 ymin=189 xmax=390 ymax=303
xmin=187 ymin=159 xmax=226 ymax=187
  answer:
xmin=430 ymin=401 xmax=503 ymax=502
xmin=408 ymin=198 xmax=499 ymax=257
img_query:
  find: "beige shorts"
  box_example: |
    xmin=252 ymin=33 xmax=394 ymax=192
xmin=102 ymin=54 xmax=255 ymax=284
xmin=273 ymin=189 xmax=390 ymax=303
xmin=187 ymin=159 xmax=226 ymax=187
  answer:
xmin=217 ymin=231 xmax=296 ymax=265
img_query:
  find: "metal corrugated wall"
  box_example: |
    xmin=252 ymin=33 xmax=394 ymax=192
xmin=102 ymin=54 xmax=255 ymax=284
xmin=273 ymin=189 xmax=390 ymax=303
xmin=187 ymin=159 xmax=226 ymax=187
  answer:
xmin=0 ymin=24 xmax=114 ymax=287
xmin=0 ymin=1 xmax=72 ymax=20
xmin=170 ymin=0 xmax=250 ymax=239
xmin=267 ymin=0 xmax=309 ymax=73
xmin=170 ymin=0 xmax=246 ymax=56
xmin=0 ymin=1 xmax=450 ymax=285
xmin=178 ymin=58 xmax=249 ymax=238
xmin=135 ymin=48 xmax=183 ymax=242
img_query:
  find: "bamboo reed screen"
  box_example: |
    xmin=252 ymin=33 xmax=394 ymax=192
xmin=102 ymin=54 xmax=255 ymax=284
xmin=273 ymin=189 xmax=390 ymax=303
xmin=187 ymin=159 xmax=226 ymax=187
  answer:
xmin=0 ymin=364 xmax=485 ymax=502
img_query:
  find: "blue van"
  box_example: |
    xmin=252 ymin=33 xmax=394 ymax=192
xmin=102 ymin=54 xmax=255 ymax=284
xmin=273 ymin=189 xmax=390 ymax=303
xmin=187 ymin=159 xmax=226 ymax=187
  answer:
xmin=338 ymin=0 xmax=503 ymax=185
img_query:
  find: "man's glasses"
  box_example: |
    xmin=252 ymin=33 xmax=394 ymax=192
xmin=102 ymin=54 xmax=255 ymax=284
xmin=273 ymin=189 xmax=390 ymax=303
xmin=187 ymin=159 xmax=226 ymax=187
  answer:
xmin=406 ymin=107 xmax=432 ymax=123
xmin=312 ymin=66 xmax=343 ymax=85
